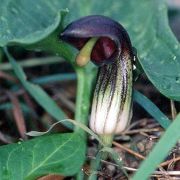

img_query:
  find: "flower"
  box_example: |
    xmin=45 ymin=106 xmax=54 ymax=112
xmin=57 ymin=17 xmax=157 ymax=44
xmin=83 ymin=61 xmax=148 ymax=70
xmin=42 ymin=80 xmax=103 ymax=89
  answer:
xmin=60 ymin=15 xmax=134 ymax=135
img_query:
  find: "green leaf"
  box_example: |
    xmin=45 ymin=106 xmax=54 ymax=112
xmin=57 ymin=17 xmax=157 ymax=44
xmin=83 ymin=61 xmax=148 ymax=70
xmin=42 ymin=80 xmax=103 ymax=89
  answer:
xmin=0 ymin=133 xmax=85 ymax=180
xmin=4 ymin=48 xmax=73 ymax=129
xmin=132 ymin=113 xmax=180 ymax=180
xmin=0 ymin=0 xmax=66 ymax=46
xmin=60 ymin=0 xmax=180 ymax=100
xmin=133 ymin=90 xmax=171 ymax=129
xmin=126 ymin=1 xmax=180 ymax=101
xmin=1 ymin=0 xmax=179 ymax=100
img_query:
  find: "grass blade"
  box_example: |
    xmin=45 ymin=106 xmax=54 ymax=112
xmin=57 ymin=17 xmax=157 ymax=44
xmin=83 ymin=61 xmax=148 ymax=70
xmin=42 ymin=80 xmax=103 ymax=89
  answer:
xmin=133 ymin=90 xmax=171 ymax=129
xmin=4 ymin=48 xmax=73 ymax=129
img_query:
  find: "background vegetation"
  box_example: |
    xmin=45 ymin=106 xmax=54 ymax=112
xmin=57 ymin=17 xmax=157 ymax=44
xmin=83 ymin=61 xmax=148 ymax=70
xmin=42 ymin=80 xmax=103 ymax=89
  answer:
xmin=0 ymin=0 xmax=179 ymax=179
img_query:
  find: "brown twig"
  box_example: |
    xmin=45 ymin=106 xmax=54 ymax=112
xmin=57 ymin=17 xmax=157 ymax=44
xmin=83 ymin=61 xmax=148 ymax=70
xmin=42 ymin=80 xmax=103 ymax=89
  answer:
xmin=122 ymin=127 xmax=161 ymax=135
xmin=0 ymin=70 xmax=18 ymax=83
xmin=87 ymin=155 xmax=180 ymax=176
xmin=37 ymin=174 xmax=64 ymax=180
xmin=113 ymin=141 xmax=180 ymax=169
xmin=7 ymin=92 xmax=27 ymax=139
xmin=170 ymin=100 xmax=177 ymax=120
xmin=112 ymin=141 xmax=145 ymax=160
xmin=160 ymin=156 xmax=180 ymax=167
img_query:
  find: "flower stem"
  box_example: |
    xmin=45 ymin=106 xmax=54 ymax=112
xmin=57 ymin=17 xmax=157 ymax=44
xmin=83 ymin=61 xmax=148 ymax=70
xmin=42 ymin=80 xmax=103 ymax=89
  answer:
xmin=100 ymin=134 xmax=113 ymax=147
xmin=75 ymin=67 xmax=97 ymax=179
xmin=88 ymin=135 xmax=113 ymax=180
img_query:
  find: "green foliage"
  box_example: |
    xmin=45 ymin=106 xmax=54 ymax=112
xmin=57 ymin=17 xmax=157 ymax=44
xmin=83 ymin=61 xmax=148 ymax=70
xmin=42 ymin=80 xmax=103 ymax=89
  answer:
xmin=0 ymin=0 xmax=179 ymax=100
xmin=0 ymin=0 xmax=63 ymax=46
xmin=4 ymin=48 xmax=72 ymax=129
xmin=0 ymin=0 xmax=179 ymax=179
xmin=63 ymin=0 xmax=180 ymax=100
xmin=0 ymin=133 xmax=85 ymax=180
xmin=133 ymin=90 xmax=171 ymax=129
